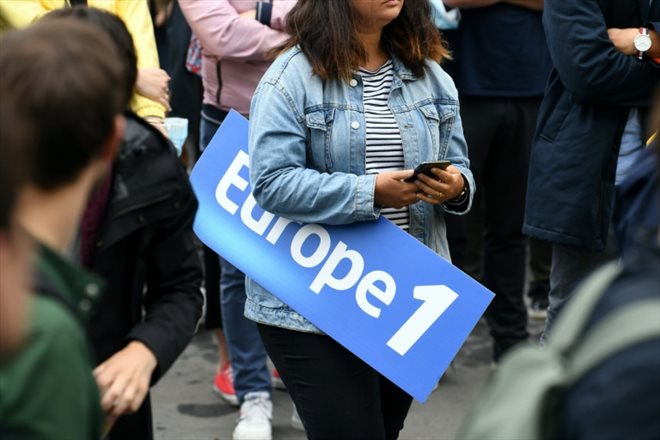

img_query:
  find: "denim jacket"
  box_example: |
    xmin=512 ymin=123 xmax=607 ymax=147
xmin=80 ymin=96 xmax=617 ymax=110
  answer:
xmin=246 ymin=47 xmax=474 ymax=333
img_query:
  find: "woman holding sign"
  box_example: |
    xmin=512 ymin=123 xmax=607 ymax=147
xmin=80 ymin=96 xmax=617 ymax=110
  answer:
xmin=248 ymin=0 xmax=474 ymax=438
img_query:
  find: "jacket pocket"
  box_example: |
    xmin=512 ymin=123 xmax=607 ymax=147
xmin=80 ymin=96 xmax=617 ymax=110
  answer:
xmin=419 ymin=102 xmax=456 ymax=159
xmin=305 ymin=108 xmax=335 ymax=170
xmin=538 ymin=91 xmax=572 ymax=143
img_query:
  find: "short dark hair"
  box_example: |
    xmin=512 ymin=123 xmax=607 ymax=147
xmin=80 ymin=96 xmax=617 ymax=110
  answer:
xmin=0 ymin=104 xmax=30 ymax=230
xmin=280 ymin=0 xmax=449 ymax=81
xmin=43 ymin=6 xmax=138 ymax=97
xmin=0 ymin=19 xmax=130 ymax=190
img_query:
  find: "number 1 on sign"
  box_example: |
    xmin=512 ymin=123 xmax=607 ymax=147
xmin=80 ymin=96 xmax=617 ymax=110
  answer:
xmin=386 ymin=285 xmax=458 ymax=356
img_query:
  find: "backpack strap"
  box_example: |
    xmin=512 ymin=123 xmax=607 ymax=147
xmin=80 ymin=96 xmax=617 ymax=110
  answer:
xmin=69 ymin=0 xmax=88 ymax=6
xmin=568 ymin=298 xmax=660 ymax=381
xmin=547 ymin=262 xmax=623 ymax=354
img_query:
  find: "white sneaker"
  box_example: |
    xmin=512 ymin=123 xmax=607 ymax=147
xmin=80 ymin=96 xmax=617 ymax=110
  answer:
xmin=233 ymin=391 xmax=272 ymax=440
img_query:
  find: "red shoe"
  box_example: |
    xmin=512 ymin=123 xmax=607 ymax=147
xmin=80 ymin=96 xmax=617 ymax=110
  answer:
xmin=272 ymin=368 xmax=286 ymax=390
xmin=213 ymin=363 xmax=239 ymax=407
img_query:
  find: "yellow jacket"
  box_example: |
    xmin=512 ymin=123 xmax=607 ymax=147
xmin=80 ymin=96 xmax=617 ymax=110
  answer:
xmin=1 ymin=0 xmax=165 ymax=119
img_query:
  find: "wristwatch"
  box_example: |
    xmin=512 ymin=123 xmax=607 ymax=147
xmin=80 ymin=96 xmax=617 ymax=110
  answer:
xmin=633 ymin=27 xmax=652 ymax=60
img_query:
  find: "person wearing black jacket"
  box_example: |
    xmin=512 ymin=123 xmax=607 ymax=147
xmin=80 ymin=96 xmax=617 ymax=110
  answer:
xmin=43 ymin=8 xmax=204 ymax=440
xmin=524 ymin=0 xmax=660 ymax=340
xmin=88 ymin=112 xmax=203 ymax=439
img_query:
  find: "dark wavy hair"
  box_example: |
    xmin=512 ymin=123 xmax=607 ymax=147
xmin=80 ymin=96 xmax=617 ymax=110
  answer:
xmin=279 ymin=0 xmax=448 ymax=81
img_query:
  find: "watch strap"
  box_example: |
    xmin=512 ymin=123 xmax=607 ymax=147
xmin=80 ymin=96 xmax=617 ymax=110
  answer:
xmin=636 ymin=27 xmax=651 ymax=60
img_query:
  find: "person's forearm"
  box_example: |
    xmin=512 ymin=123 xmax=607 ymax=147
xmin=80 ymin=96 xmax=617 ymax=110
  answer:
xmin=608 ymin=27 xmax=660 ymax=60
xmin=501 ymin=0 xmax=543 ymax=11
xmin=180 ymin=0 xmax=288 ymax=62
xmin=546 ymin=1 xmax=657 ymax=107
xmin=116 ymin=0 xmax=166 ymax=117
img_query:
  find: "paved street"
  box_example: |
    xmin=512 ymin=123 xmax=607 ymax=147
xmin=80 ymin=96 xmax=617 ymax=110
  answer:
xmin=152 ymin=318 xmax=542 ymax=440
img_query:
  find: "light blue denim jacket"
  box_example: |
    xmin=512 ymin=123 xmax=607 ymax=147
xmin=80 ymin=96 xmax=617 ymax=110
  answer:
xmin=246 ymin=47 xmax=474 ymax=333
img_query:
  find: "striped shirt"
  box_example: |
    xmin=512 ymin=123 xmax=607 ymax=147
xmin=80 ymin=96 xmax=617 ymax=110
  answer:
xmin=359 ymin=59 xmax=410 ymax=230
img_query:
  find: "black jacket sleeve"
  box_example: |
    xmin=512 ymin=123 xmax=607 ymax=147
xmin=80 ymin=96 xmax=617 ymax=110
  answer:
xmin=544 ymin=0 xmax=660 ymax=107
xmin=126 ymin=172 xmax=204 ymax=383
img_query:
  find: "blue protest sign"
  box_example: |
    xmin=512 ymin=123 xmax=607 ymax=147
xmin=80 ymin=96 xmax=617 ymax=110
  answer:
xmin=190 ymin=111 xmax=494 ymax=403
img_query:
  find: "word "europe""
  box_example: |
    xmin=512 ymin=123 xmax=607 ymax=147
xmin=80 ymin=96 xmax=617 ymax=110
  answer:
xmin=215 ymin=151 xmax=458 ymax=356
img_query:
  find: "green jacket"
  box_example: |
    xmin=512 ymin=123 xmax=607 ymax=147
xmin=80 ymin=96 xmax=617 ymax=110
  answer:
xmin=0 ymin=243 xmax=104 ymax=439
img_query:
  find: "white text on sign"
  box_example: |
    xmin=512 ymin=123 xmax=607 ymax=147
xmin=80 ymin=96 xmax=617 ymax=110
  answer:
xmin=215 ymin=151 xmax=458 ymax=355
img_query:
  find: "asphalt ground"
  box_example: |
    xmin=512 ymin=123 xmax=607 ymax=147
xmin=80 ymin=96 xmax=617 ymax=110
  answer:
xmin=151 ymin=317 xmax=543 ymax=440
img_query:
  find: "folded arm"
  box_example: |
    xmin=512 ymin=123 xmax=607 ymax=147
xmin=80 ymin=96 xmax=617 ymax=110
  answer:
xmin=180 ymin=0 xmax=292 ymax=62
xmin=543 ymin=0 xmax=659 ymax=107
xmin=443 ymin=0 xmax=542 ymax=11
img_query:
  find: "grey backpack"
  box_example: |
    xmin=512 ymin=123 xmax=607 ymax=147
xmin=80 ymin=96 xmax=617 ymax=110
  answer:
xmin=460 ymin=262 xmax=660 ymax=440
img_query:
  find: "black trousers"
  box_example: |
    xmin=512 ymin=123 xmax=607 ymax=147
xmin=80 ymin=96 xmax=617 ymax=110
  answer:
xmin=446 ymin=96 xmax=541 ymax=360
xmin=257 ymin=324 xmax=413 ymax=440
xmin=107 ymin=395 xmax=152 ymax=440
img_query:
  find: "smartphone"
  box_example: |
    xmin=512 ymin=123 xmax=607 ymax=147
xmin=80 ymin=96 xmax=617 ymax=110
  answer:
xmin=404 ymin=160 xmax=451 ymax=182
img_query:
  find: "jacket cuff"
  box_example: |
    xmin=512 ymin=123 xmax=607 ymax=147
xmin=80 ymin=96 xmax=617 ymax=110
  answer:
xmin=355 ymin=174 xmax=380 ymax=220
xmin=442 ymin=173 xmax=474 ymax=216
xmin=125 ymin=327 xmax=167 ymax=384
xmin=131 ymin=95 xmax=166 ymax=120
xmin=256 ymin=2 xmax=273 ymax=27
xmin=647 ymin=21 xmax=660 ymax=65
xmin=443 ymin=177 xmax=470 ymax=206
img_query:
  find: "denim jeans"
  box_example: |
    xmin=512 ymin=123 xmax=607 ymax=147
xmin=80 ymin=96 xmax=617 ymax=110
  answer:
xmin=201 ymin=108 xmax=271 ymax=402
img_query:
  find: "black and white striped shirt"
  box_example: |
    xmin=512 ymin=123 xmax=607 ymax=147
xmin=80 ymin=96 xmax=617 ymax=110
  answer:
xmin=359 ymin=60 xmax=409 ymax=230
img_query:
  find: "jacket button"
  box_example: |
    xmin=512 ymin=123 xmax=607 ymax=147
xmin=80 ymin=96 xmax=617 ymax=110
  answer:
xmin=351 ymin=121 xmax=360 ymax=130
xmin=174 ymin=201 xmax=181 ymax=209
xmin=79 ymin=299 xmax=92 ymax=313
xmin=349 ymin=78 xmax=358 ymax=87
xmin=85 ymin=283 xmax=100 ymax=298
xmin=96 ymin=240 xmax=104 ymax=248
xmin=138 ymin=215 xmax=145 ymax=223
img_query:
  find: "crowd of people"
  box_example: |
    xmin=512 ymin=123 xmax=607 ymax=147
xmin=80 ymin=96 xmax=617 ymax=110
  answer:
xmin=0 ymin=1 xmax=658 ymax=440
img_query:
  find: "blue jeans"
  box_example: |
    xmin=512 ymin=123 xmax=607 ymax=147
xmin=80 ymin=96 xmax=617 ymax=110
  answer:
xmin=201 ymin=108 xmax=271 ymax=402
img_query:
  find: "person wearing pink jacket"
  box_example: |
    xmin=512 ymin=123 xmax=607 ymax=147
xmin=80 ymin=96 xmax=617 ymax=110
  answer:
xmin=182 ymin=0 xmax=293 ymax=115
xmin=180 ymin=2 xmax=296 ymax=440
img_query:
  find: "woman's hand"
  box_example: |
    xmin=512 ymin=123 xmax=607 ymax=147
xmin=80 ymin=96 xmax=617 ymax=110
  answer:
xmin=136 ymin=68 xmax=172 ymax=111
xmin=374 ymin=170 xmax=419 ymax=209
xmin=414 ymin=165 xmax=465 ymax=205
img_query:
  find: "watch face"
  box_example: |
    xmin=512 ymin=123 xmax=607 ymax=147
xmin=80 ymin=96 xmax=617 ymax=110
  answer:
xmin=634 ymin=34 xmax=652 ymax=52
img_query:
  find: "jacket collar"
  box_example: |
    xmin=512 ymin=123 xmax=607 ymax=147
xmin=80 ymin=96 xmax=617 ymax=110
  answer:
xmin=34 ymin=240 xmax=105 ymax=322
xmin=390 ymin=55 xmax=417 ymax=81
